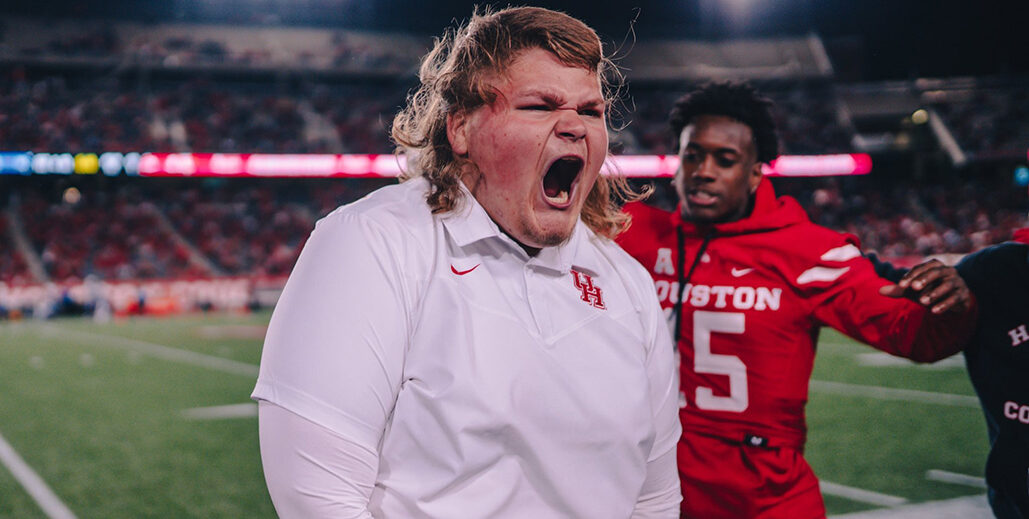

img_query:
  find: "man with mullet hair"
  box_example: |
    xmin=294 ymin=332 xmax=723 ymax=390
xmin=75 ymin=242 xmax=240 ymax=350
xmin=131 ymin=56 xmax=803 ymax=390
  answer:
xmin=617 ymin=81 xmax=977 ymax=518
xmin=252 ymin=6 xmax=681 ymax=518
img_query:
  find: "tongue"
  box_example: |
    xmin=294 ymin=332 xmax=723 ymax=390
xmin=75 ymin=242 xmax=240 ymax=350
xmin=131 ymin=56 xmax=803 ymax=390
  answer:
xmin=544 ymin=176 xmax=561 ymax=198
xmin=544 ymin=158 xmax=581 ymax=204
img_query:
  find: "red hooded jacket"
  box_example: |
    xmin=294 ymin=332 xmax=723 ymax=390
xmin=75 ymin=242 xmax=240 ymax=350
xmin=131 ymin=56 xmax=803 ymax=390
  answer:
xmin=618 ymin=178 xmax=976 ymax=449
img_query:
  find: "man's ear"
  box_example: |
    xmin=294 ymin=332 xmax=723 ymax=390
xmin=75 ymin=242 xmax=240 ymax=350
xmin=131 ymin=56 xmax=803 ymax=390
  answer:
xmin=749 ymin=162 xmax=763 ymax=194
xmin=447 ymin=111 xmax=469 ymax=157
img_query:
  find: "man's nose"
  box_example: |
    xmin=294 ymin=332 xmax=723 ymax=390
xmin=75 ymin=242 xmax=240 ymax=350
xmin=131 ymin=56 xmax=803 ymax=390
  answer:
xmin=555 ymin=110 xmax=587 ymax=141
xmin=689 ymin=156 xmax=718 ymax=181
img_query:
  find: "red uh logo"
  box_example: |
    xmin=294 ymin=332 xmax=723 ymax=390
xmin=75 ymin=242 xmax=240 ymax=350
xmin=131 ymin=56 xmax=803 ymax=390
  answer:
xmin=572 ymin=270 xmax=606 ymax=310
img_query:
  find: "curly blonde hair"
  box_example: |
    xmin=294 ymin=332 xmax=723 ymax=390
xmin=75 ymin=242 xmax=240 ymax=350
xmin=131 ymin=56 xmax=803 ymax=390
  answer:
xmin=391 ymin=6 xmax=646 ymax=239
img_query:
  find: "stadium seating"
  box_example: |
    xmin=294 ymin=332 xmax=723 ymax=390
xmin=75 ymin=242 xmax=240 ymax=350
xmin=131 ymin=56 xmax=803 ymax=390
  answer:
xmin=0 ymin=15 xmax=1025 ymax=311
xmin=0 ymin=213 xmax=35 ymax=285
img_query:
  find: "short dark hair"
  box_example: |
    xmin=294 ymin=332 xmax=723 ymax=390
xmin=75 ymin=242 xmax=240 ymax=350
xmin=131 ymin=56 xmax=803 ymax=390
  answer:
xmin=668 ymin=81 xmax=779 ymax=164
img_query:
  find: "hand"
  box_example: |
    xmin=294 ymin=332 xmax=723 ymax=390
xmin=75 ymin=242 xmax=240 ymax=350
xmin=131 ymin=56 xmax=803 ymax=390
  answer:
xmin=878 ymin=259 xmax=972 ymax=314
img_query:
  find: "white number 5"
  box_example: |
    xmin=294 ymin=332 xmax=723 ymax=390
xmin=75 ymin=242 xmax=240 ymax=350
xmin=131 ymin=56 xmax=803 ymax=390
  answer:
xmin=692 ymin=310 xmax=748 ymax=412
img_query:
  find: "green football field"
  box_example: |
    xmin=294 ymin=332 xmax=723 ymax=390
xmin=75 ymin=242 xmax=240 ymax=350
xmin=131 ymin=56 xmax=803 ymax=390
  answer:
xmin=0 ymin=313 xmax=989 ymax=518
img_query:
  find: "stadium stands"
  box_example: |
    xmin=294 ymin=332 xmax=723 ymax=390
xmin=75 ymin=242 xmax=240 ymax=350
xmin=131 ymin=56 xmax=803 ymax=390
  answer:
xmin=4 ymin=20 xmax=1025 ymax=159
xmin=15 ymin=182 xmax=208 ymax=281
xmin=924 ymin=79 xmax=1029 ymax=160
xmin=0 ymin=213 xmax=35 ymax=285
xmin=0 ymin=15 xmax=1025 ymax=316
xmin=776 ymin=176 xmax=1026 ymax=261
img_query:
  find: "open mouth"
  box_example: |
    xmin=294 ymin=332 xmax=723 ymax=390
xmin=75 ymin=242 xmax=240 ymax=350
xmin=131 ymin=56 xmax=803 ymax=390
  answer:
xmin=687 ymin=188 xmax=718 ymax=206
xmin=542 ymin=156 xmax=583 ymax=206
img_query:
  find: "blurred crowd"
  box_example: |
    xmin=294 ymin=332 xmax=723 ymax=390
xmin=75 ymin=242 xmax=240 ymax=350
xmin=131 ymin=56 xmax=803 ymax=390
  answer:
xmin=616 ymin=82 xmax=853 ymax=156
xmin=1 ymin=173 xmax=1023 ymax=287
xmin=0 ymin=73 xmax=406 ymax=155
xmin=930 ymin=85 xmax=1029 ymax=160
xmin=778 ymin=176 xmax=1025 ymax=259
xmin=0 ymin=177 xmax=394 ymax=286
xmin=3 ymin=69 xmax=1025 ymax=161
xmin=1 ymin=25 xmax=1026 ymax=290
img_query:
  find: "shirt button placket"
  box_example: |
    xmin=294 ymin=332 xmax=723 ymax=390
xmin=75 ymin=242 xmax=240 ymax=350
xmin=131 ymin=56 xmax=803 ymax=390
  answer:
xmin=524 ymin=265 xmax=548 ymax=340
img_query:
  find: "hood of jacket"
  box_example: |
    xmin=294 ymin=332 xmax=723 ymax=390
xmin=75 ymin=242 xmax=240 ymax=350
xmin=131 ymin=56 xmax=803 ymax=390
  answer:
xmin=1013 ymin=227 xmax=1029 ymax=245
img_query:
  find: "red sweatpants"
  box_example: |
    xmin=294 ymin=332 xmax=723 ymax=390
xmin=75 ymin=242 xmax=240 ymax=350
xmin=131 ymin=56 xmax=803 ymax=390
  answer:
xmin=678 ymin=430 xmax=826 ymax=519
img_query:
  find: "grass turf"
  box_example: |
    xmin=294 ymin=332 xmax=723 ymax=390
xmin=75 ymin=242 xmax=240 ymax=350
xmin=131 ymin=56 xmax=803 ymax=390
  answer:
xmin=0 ymin=315 xmax=988 ymax=517
xmin=0 ymin=313 xmax=274 ymax=518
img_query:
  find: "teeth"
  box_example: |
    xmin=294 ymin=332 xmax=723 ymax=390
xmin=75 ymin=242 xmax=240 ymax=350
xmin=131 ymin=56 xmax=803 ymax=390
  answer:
xmin=546 ymin=190 xmax=570 ymax=204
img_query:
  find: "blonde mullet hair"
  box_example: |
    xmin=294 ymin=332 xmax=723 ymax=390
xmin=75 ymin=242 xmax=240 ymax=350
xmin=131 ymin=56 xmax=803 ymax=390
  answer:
xmin=391 ymin=6 xmax=647 ymax=239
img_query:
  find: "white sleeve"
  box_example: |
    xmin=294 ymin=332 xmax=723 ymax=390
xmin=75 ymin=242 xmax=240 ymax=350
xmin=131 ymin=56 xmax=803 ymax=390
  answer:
xmin=631 ymin=448 xmax=681 ymax=518
xmin=645 ymin=284 xmax=682 ymax=462
xmin=251 ymin=210 xmax=417 ymax=507
xmin=259 ymin=402 xmax=376 ymax=519
xmin=636 ymin=279 xmax=682 ymax=515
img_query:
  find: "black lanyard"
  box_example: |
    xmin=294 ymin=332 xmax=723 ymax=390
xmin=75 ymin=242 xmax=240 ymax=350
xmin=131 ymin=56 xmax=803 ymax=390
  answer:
xmin=673 ymin=225 xmax=714 ymax=344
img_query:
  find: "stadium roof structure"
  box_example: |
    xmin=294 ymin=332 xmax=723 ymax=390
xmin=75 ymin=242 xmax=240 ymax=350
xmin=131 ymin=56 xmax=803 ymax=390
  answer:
xmin=1 ymin=0 xmax=1024 ymax=81
xmin=0 ymin=15 xmax=832 ymax=83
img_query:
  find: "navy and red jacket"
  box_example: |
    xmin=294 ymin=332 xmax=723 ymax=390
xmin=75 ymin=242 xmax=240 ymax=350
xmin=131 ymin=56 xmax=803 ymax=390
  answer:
xmin=956 ymin=228 xmax=1029 ymax=519
xmin=617 ymin=178 xmax=977 ymax=450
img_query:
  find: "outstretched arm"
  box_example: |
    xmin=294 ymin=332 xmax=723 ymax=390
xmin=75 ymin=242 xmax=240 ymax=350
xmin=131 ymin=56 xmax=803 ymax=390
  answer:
xmin=812 ymin=248 xmax=976 ymax=362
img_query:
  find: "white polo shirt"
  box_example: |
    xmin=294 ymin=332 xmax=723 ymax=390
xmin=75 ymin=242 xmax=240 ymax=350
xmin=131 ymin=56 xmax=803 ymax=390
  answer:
xmin=252 ymin=177 xmax=680 ymax=518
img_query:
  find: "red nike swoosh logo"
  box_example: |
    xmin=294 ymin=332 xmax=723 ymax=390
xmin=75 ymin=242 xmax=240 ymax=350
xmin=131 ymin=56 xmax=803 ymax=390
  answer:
xmin=451 ymin=264 xmax=480 ymax=276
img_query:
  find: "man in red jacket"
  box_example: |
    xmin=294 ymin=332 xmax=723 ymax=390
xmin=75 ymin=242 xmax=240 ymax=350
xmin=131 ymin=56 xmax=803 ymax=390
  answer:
xmin=617 ymin=82 xmax=976 ymax=519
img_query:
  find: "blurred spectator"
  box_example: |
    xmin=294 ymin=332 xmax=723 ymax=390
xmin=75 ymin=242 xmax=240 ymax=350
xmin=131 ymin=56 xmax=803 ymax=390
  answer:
xmin=0 ymin=214 xmax=34 ymax=285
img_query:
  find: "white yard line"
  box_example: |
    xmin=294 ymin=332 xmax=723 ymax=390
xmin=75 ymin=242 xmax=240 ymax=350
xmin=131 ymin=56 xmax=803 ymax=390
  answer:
xmin=41 ymin=327 xmax=259 ymax=378
xmin=0 ymin=430 xmax=77 ymax=519
xmin=925 ymin=469 xmax=987 ymax=489
xmin=829 ymin=494 xmax=991 ymax=518
xmin=809 ymin=380 xmax=980 ymax=408
xmin=855 ymin=352 xmax=966 ymax=370
xmin=820 ymin=481 xmax=909 ymax=507
xmin=181 ymin=403 xmax=258 ymax=420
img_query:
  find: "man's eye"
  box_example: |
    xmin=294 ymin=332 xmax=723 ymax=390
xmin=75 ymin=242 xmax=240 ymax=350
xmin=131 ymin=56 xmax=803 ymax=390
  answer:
xmin=683 ymin=152 xmax=700 ymax=163
xmin=716 ymin=157 xmax=737 ymax=168
xmin=579 ymin=108 xmax=603 ymax=118
xmin=520 ymin=104 xmax=550 ymax=111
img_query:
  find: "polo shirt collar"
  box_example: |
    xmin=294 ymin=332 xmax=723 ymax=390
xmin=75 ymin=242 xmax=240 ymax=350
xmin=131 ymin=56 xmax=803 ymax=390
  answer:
xmin=440 ymin=181 xmax=598 ymax=275
xmin=439 ymin=182 xmax=501 ymax=248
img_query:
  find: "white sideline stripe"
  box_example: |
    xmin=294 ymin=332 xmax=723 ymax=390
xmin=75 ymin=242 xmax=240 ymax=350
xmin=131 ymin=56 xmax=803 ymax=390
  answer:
xmin=855 ymin=352 xmax=966 ymax=370
xmin=820 ymin=481 xmax=908 ymax=507
xmin=0 ymin=430 xmax=77 ymax=519
xmin=828 ymin=494 xmax=990 ymax=518
xmin=41 ymin=327 xmax=259 ymax=378
xmin=925 ymin=469 xmax=987 ymax=489
xmin=810 ymin=380 xmax=980 ymax=408
xmin=182 ymin=403 xmax=258 ymax=420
